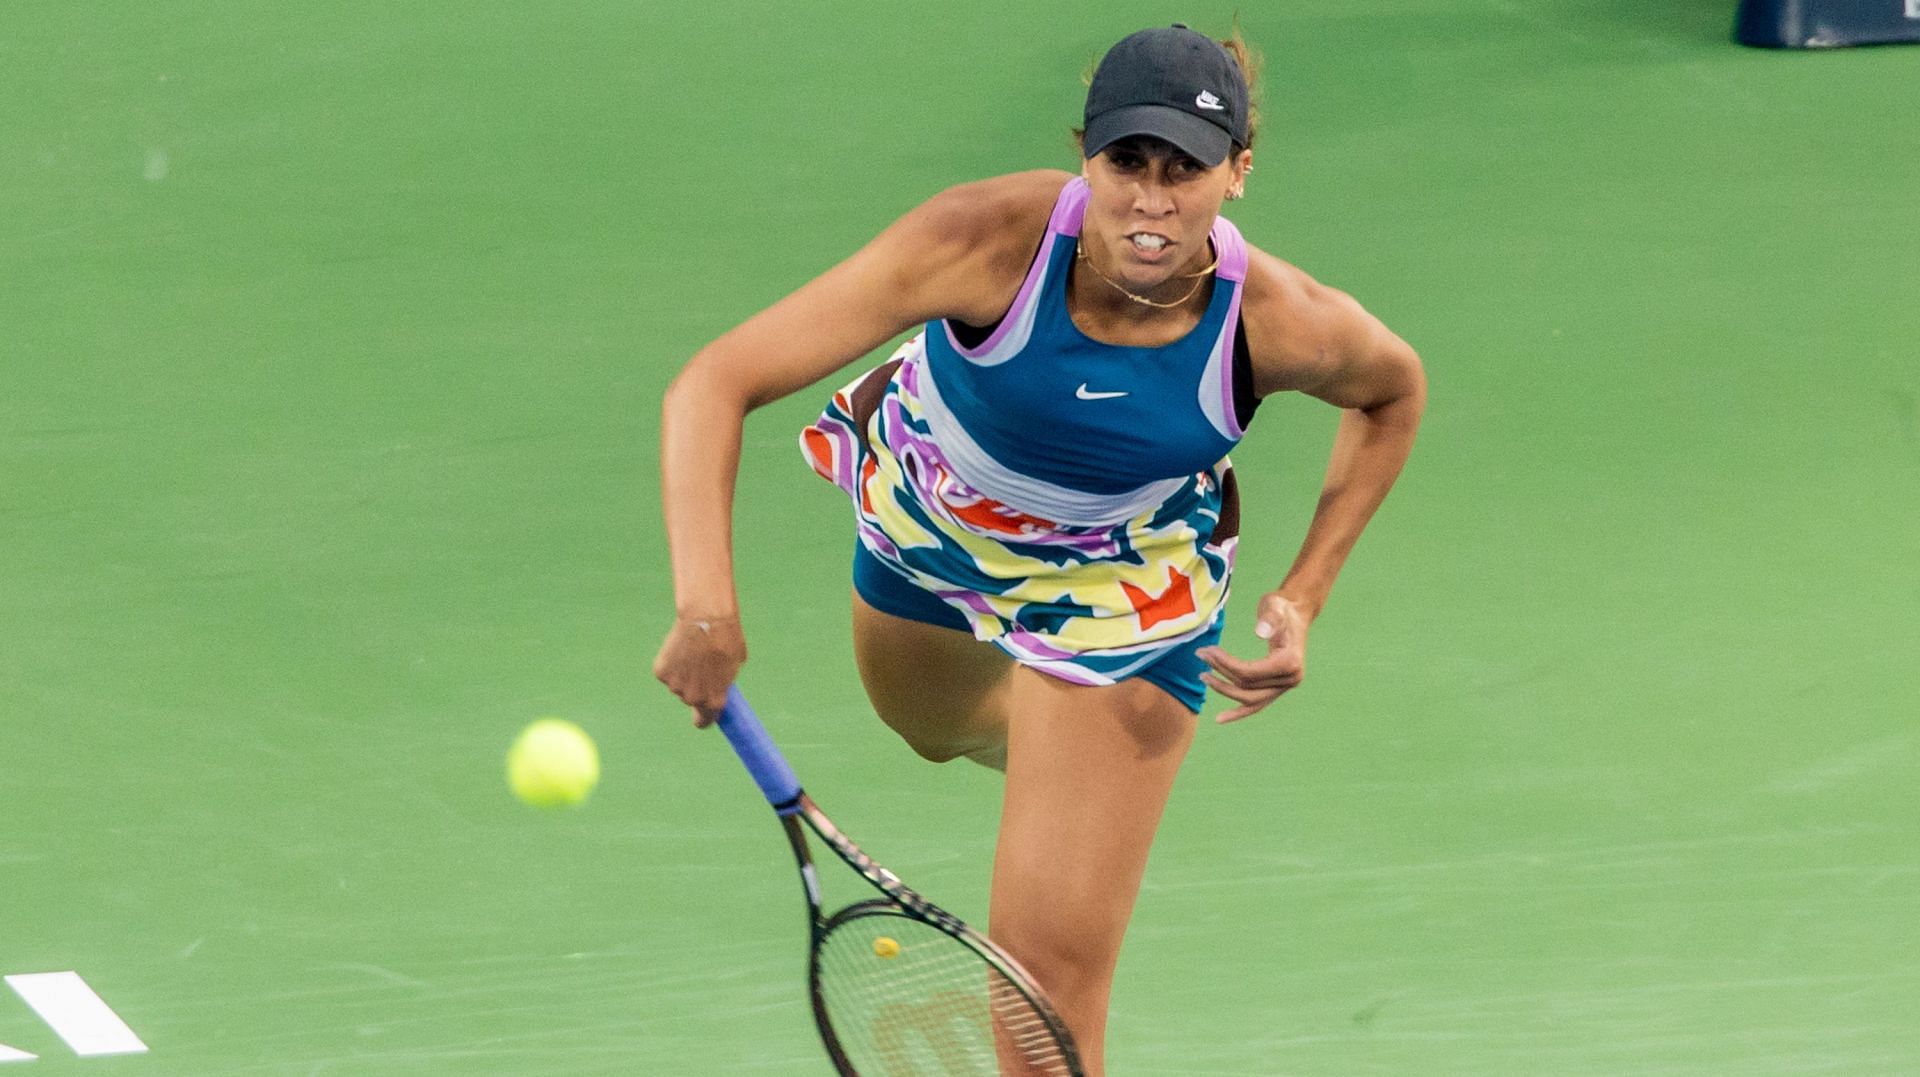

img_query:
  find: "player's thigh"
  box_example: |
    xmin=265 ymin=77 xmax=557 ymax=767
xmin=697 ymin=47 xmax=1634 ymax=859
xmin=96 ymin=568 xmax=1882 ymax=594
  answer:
xmin=989 ymin=670 xmax=1195 ymax=966
xmin=851 ymin=591 xmax=1015 ymax=745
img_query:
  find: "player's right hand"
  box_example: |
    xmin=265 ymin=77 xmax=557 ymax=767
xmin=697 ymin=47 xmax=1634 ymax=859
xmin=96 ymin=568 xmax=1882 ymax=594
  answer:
xmin=652 ymin=614 xmax=747 ymax=727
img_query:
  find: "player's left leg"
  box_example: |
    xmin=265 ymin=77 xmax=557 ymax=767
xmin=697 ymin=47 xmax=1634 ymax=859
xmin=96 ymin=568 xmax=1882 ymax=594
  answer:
xmin=986 ymin=670 xmax=1196 ymax=1075
xmin=851 ymin=592 xmax=1018 ymax=768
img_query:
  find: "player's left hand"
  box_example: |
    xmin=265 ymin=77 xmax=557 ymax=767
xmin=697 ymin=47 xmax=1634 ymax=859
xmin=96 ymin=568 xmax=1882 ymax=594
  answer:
xmin=1197 ymin=590 xmax=1312 ymax=724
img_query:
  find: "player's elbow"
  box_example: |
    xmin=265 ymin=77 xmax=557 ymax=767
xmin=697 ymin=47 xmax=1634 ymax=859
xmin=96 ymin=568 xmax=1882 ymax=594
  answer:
xmin=664 ymin=348 xmax=756 ymax=423
xmin=1393 ymin=341 xmax=1427 ymax=413
xmin=1366 ymin=337 xmax=1426 ymax=422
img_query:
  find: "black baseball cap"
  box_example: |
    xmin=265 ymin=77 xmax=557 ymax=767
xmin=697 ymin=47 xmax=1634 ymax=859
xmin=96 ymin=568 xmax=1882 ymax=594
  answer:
xmin=1083 ymin=24 xmax=1250 ymax=168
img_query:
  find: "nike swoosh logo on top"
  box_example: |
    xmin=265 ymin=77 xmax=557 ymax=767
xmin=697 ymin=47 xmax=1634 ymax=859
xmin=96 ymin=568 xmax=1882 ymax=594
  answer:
xmin=1195 ymin=90 xmax=1225 ymax=111
xmin=1076 ymin=384 xmax=1129 ymax=400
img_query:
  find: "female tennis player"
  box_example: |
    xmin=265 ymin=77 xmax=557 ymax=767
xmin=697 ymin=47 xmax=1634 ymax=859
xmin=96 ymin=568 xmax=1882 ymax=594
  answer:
xmin=655 ymin=24 xmax=1424 ymax=1072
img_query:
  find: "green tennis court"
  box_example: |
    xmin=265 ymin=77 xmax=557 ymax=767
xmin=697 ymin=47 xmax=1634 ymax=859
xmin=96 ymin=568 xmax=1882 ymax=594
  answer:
xmin=4 ymin=2 xmax=1916 ymax=1073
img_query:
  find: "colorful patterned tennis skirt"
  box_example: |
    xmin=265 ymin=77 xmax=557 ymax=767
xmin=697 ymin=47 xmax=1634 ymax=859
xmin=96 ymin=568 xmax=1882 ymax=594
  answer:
xmin=800 ymin=335 xmax=1237 ymax=693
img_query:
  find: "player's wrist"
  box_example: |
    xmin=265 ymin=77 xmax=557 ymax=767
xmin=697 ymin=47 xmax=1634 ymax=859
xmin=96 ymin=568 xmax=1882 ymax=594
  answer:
xmin=674 ymin=596 xmax=740 ymax=620
xmin=1273 ymin=582 xmax=1325 ymax=621
xmin=675 ymin=610 xmax=741 ymax=632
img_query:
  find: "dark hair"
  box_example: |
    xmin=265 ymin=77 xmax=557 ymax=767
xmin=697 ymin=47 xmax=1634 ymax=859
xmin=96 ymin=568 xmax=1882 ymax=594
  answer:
xmin=1072 ymin=22 xmax=1263 ymax=156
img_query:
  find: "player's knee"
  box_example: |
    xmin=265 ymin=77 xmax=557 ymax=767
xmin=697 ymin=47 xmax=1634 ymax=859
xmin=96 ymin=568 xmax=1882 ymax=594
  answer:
xmin=882 ymin=715 xmax=978 ymax=764
xmin=995 ymin=915 xmax=1123 ymax=995
xmin=902 ymin=735 xmax=968 ymax=764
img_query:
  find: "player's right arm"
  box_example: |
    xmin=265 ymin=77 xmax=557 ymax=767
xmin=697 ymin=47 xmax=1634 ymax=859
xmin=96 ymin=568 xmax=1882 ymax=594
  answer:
xmin=653 ymin=172 xmax=1066 ymax=723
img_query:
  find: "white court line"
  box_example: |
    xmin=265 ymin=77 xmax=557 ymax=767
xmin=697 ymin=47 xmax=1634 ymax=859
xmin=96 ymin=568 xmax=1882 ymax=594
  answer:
xmin=0 ymin=1043 xmax=36 ymax=1063
xmin=4 ymin=973 xmax=147 ymax=1057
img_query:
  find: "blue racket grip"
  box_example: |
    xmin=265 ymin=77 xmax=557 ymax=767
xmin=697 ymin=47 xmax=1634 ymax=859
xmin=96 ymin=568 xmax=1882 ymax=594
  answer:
xmin=715 ymin=685 xmax=803 ymax=811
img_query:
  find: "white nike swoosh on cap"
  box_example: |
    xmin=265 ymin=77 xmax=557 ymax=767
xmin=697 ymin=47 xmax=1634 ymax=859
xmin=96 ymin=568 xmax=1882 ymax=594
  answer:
xmin=1076 ymin=384 xmax=1129 ymax=400
xmin=1195 ymin=91 xmax=1225 ymax=111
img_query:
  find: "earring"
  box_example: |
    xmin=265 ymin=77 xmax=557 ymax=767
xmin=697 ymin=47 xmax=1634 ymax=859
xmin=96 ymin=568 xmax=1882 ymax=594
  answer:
xmin=1226 ymin=189 xmax=1244 ymax=201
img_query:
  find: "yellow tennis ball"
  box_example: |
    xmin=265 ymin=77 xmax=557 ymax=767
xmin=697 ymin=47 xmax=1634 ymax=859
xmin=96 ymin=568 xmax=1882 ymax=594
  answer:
xmin=506 ymin=718 xmax=600 ymax=809
xmin=872 ymin=936 xmax=900 ymax=960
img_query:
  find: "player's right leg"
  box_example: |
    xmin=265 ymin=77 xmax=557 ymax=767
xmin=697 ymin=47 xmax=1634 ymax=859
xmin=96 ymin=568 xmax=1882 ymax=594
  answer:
xmin=851 ymin=590 xmax=1016 ymax=769
xmin=987 ymin=668 xmax=1196 ymax=1074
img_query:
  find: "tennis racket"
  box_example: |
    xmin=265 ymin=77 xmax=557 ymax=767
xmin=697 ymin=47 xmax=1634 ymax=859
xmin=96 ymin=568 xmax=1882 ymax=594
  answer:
xmin=715 ymin=685 xmax=1084 ymax=1076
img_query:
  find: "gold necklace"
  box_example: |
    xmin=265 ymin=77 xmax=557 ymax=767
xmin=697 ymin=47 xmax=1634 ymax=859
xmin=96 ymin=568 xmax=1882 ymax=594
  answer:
xmin=1075 ymin=244 xmax=1218 ymax=309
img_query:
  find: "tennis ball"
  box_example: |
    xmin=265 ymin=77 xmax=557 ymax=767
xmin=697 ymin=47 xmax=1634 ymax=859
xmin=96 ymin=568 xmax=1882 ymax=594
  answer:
xmin=506 ymin=718 xmax=600 ymax=809
xmin=873 ymin=936 xmax=900 ymax=960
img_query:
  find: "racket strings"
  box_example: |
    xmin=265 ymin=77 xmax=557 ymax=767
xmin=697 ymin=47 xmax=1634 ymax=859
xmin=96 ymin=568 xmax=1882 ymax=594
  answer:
xmin=816 ymin=917 xmax=1073 ymax=1075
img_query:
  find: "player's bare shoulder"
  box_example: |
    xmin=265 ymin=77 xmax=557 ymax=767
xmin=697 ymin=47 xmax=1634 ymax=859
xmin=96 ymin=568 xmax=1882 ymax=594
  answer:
xmin=1236 ymin=241 xmax=1402 ymax=399
xmin=919 ymin=171 xmax=1073 ymax=243
xmin=900 ymin=171 xmax=1074 ymax=325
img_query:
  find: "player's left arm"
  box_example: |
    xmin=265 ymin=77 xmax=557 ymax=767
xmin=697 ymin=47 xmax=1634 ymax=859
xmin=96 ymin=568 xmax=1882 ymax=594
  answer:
xmin=1199 ymin=255 xmax=1427 ymax=723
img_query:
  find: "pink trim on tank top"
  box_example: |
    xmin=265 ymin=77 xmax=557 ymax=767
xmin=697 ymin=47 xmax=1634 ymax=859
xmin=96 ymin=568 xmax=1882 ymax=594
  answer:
xmin=1051 ymin=175 xmax=1090 ymax=236
xmin=942 ymin=178 xmax=1088 ymax=360
xmin=1215 ymin=283 xmax=1246 ymax=439
xmin=1210 ymin=212 xmax=1248 ymax=283
xmin=1208 ymin=214 xmax=1250 ymax=437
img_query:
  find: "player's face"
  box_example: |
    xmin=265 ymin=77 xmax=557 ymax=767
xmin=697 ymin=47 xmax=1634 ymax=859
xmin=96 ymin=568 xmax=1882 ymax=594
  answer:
xmin=1082 ymin=136 xmax=1251 ymax=293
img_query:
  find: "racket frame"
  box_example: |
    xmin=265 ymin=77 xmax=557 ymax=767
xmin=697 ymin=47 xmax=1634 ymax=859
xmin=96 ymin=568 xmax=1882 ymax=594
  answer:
xmin=719 ymin=686 xmax=1084 ymax=1076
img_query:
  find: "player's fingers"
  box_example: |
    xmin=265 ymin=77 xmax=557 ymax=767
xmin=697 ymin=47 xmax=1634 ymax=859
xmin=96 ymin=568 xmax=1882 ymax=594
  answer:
xmin=1242 ymin=645 xmax=1306 ymax=684
xmin=691 ymin=693 xmax=731 ymax=728
xmin=1197 ymin=646 xmax=1262 ymax=684
xmin=661 ymin=664 xmax=734 ymax=723
xmin=1201 ymin=671 xmax=1271 ymax=706
xmin=1248 ymin=664 xmax=1304 ymax=689
xmin=1199 ymin=669 xmax=1246 ymax=697
xmin=1214 ymin=642 xmax=1302 ymax=680
xmin=692 ymin=678 xmax=733 ymax=720
xmin=1215 ymin=699 xmax=1268 ymax=724
xmin=1202 ymin=648 xmax=1302 ymax=690
xmin=1214 ymin=694 xmax=1280 ymax=724
xmin=655 ymin=619 xmax=747 ymax=701
xmin=687 ymin=689 xmax=730 ymax=727
xmin=1215 ymin=684 xmax=1291 ymax=724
